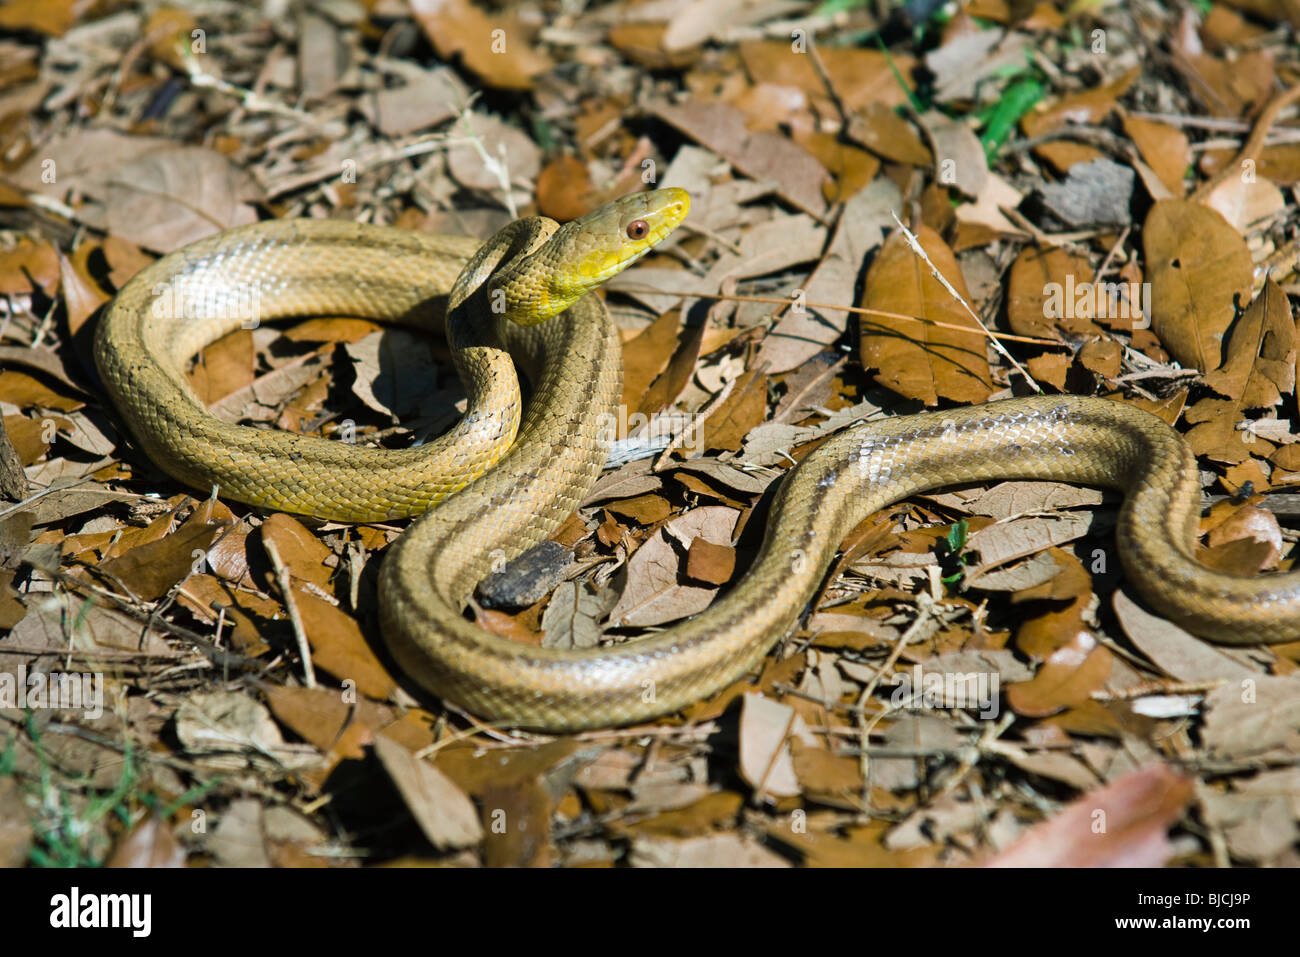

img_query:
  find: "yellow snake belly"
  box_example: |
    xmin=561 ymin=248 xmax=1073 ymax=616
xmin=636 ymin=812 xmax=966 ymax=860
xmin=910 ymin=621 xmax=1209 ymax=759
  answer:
xmin=95 ymin=199 xmax=1300 ymax=732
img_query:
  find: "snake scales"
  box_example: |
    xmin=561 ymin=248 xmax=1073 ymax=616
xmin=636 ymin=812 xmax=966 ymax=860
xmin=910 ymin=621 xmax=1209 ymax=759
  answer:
xmin=96 ymin=188 xmax=1300 ymax=731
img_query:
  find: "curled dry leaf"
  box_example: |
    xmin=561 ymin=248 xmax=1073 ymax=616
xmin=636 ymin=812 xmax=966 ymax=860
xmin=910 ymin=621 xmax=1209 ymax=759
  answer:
xmin=1184 ymin=279 xmax=1297 ymax=464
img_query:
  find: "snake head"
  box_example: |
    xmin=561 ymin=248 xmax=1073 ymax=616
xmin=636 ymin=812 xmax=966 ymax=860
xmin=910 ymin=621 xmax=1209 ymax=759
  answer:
xmin=509 ymin=188 xmax=690 ymax=325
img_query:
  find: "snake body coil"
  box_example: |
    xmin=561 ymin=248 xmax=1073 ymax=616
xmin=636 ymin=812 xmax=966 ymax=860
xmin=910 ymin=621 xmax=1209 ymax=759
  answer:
xmin=97 ymin=189 xmax=1300 ymax=731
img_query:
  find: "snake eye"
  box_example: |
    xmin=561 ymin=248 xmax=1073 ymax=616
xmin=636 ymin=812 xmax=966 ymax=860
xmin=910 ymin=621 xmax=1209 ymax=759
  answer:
xmin=626 ymin=219 xmax=649 ymax=240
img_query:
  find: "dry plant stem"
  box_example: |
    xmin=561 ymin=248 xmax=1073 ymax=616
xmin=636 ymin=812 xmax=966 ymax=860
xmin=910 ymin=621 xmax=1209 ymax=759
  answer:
xmin=616 ymin=288 xmax=1062 ymax=346
xmin=1189 ymin=83 xmax=1300 ymax=203
xmin=934 ymin=711 xmax=1015 ymax=803
xmin=1092 ymin=225 xmax=1132 ymax=286
xmin=455 ymin=105 xmax=518 ymax=218
xmin=653 ymin=375 xmax=736 ymax=470
xmin=855 ymin=594 xmax=944 ymax=804
xmin=28 ymin=563 xmax=254 ymax=671
xmin=264 ymin=539 xmax=317 ymax=688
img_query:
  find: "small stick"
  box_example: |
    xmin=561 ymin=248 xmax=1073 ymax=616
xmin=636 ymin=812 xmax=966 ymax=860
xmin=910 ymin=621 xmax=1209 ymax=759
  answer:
xmin=1189 ymin=83 xmax=1300 ymax=203
xmin=264 ymin=539 xmax=316 ymax=688
xmin=616 ymin=288 xmax=1062 ymax=346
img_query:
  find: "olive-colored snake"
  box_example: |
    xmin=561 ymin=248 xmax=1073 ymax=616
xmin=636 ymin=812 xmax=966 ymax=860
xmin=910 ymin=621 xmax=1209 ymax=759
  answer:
xmin=96 ymin=188 xmax=1300 ymax=731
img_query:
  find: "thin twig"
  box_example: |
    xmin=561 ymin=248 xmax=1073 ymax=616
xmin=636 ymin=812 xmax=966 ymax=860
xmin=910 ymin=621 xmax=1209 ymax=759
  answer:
xmin=1189 ymin=83 xmax=1300 ymax=203
xmin=263 ymin=539 xmax=316 ymax=689
xmin=615 ymin=287 xmax=1063 ymax=347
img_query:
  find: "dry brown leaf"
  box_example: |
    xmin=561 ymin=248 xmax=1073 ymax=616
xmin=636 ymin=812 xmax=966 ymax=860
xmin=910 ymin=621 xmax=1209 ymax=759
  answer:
xmin=408 ymin=0 xmax=551 ymax=90
xmin=175 ymin=691 xmax=320 ymax=771
xmin=0 ymin=237 xmax=59 ymax=297
xmin=1201 ymin=675 xmax=1300 ymax=760
xmin=1005 ymin=245 xmax=1103 ymax=337
xmin=860 ymin=225 xmax=994 ymax=405
xmin=1143 ymin=199 xmax=1253 ymax=372
xmin=372 ymin=734 xmax=484 ymax=850
xmin=965 ymin=513 xmax=1095 ymax=575
xmin=540 ymin=581 xmax=610 ymax=650
xmin=1198 ymin=768 xmax=1300 ymax=863
xmin=206 ymin=798 xmax=271 ymax=868
xmin=536 ymin=156 xmax=596 ymax=222
xmin=737 ymin=693 xmax=810 ymax=800
xmin=1175 ymin=46 xmax=1274 ymax=120
xmin=102 ymin=146 xmax=263 ymax=253
xmin=737 ymin=42 xmax=915 ymax=114
xmin=917 ymin=110 xmax=988 ymax=198
xmin=1202 ymin=169 xmax=1286 ymax=234
xmin=446 ymin=111 xmax=541 ymax=192
xmin=1005 ymin=631 xmax=1113 ymax=717
xmin=344 ymin=328 xmax=443 ymax=419
xmin=99 ymin=235 xmax=153 ymax=288
xmin=356 ymin=62 xmax=462 ymax=135
xmin=685 ymin=537 xmax=735 ymax=586
xmin=1020 ymin=66 xmax=1139 ymax=171
xmin=620 ymin=309 xmax=681 ymax=419
xmin=608 ymin=505 xmax=738 ymax=627
xmin=0 ymin=0 xmax=80 ymax=35
xmin=1121 ymin=115 xmax=1190 ymax=197
xmin=189 ymin=329 xmax=255 ymax=406
xmin=3 ymin=414 xmax=48 ymax=465
xmin=259 ymin=513 xmax=335 ymax=592
xmin=926 ymin=29 xmax=1033 ymax=104
xmin=1111 ymin=589 xmax=1256 ymax=684
xmin=697 ymin=370 xmax=765 ymax=453
xmin=434 ymin=740 xmax=579 ymax=798
xmin=1078 ymin=339 xmax=1122 ymax=379
xmin=96 ymin=506 xmax=227 ymax=602
xmin=1200 ymin=142 xmax=1300 ymax=187
xmin=983 ymin=764 xmax=1193 ymax=866
xmin=1204 ymin=499 xmax=1284 ymax=570
xmin=605 ymin=493 xmax=672 ymax=525
xmin=648 ymin=100 xmax=829 ymax=217
xmin=57 ymin=245 xmax=110 ymax=338
xmin=106 ymin=813 xmax=186 ymax=868
xmin=606 ymin=23 xmax=698 ymax=70
xmin=789 ymin=737 xmax=863 ymax=804
xmin=638 ymin=317 xmax=704 ymax=419
xmin=1187 ymin=280 xmax=1296 ymax=465
xmin=294 ymin=586 xmax=397 ymax=700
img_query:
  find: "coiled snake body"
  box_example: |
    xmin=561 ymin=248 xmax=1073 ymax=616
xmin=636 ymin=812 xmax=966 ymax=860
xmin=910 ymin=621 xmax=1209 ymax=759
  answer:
xmin=96 ymin=189 xmax=1300 ymax=730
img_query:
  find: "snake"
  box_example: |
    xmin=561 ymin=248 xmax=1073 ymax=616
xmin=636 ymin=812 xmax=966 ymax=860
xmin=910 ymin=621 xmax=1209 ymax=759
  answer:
xmin=95 ymin=187 xmax=1300 ymax=731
